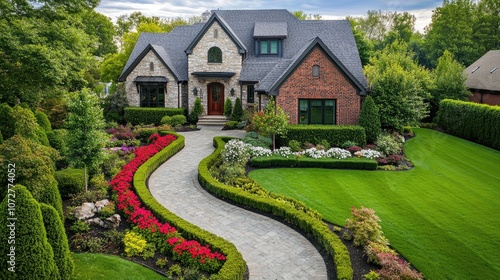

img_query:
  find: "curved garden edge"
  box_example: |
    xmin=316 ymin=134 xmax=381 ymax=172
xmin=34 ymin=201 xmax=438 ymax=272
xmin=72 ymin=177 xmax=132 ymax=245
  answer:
xmin=198 ymin=136 xmax=353 ymax=280
xmin=132 ymin=132 xmax=247 ymax=279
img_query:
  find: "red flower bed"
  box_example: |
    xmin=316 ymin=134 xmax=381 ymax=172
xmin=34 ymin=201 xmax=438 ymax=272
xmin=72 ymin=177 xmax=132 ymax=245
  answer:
xmin=110 ymin=134 xmax=226 ymax=270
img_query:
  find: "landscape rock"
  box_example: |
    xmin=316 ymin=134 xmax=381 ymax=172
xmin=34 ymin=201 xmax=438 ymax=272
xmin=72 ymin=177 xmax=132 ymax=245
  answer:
xmin=87 ymin=217 xmax=105 ymax=227
xmin=104 ymin=214 xmax=121 ymax=229
xmin=74 ymin=202 xmax=96 ymax=220
xmin=95 ymin=199 xmax=110 ymax=212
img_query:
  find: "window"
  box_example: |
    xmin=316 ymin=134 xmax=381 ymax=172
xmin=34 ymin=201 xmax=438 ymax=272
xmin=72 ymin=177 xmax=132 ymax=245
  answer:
xmin=214 ymin=29 xmax=218 ymax=38
xmin=208 ymin=47 xmax=222 ymax=63
xmin=140 ymin=85 xmax=165 ymax=107
xmin=312 ymin=65 xmax=320 ymax=77
xmin=149 ymin=62 xmax=154 ymax=71
xmin=299 ymin=99 xmax=336 ymax=124
xmin=259 ymin=39 xmax=280 ymax=55
xmin=247 ymin=85 xmax=255 ymax=103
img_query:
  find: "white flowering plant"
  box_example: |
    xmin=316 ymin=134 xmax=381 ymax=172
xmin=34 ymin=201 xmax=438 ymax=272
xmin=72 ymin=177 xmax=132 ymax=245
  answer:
xmin=354 ymin=149 xmax=383 ymax=159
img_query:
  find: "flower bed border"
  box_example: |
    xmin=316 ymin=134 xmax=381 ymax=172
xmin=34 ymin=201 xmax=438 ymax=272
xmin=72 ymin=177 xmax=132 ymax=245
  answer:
xmin=132 ymin=133 xmax=247 ymax=279
xmin=198 ymin=136 xmax=353 ymax=280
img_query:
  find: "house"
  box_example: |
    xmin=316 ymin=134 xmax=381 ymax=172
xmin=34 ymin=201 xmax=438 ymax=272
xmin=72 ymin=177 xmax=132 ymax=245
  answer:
xmin=464 ymin=50 xmax=500 ymax=106
xmin=118 ymin=9 xmax=367 ymax=125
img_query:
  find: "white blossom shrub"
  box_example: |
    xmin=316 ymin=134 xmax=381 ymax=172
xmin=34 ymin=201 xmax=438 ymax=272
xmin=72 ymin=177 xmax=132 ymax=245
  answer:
xmin=354 ymin=149 xmax=383 ymax=159
xmin=325 ymin=148 xmax=352 ymax=159
xmin=274 ymin=147 xmax=293 ymax=157
xmin=222 ymin=139 xmax=251 ymax=165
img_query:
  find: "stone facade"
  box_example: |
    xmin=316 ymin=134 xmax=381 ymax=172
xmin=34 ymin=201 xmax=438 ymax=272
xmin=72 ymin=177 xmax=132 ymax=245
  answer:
xmin=187 ymin=21 xmax=243 ymax=115
xmin=276 ymin=47 xmax=361 ymax=125
xmin=125 ymin=50 xmax=179 ymax=107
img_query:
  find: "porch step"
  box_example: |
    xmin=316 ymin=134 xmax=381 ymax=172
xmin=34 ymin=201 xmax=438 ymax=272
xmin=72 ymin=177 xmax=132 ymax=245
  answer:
xmin=197 ymin=115 xmax=228 ymax=126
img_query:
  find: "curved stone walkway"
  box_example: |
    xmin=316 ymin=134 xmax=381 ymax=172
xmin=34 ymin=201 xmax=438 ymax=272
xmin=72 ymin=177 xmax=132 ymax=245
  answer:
xmin=148 ymin=126 xmax=327 ymax=279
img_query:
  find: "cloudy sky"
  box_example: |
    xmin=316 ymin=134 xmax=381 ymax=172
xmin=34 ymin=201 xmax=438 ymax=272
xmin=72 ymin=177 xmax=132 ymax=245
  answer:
xmin=96 ymin=0 xmax=443 ymax=32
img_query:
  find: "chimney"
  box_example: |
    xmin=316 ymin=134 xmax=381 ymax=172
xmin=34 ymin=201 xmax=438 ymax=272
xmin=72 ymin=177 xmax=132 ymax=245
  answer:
xmin=201 ymin=10 xmax=211 ymax=22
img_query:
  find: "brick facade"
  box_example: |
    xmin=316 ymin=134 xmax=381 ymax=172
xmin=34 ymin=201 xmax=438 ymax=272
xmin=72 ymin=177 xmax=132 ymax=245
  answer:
xmin=276 ymin=47 xmax=361 ymax=125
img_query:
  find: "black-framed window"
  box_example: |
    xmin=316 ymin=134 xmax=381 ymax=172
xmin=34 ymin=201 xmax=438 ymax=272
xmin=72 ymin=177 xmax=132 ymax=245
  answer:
xmin=257 ymin=39 xmax=281 ymax=56
xmin=299 ymin=99 xmax=336 ymax=124
xmin=140 ymin=84 xmax=165 ymax=107
xmin=312 ymin=65 xmax=320 ymax=77
xmin=247 ymin=85 xmax=255 ymax=103
xmin=208 ymin=47 xmax=222 ymax=63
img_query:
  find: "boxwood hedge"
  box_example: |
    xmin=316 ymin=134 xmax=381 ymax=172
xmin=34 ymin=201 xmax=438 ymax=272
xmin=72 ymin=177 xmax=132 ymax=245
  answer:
xmin=132 ymin=133 xmax=247 ymax=280
xmin=279 ymin=124 xmax=366 ymax=148
xmin=437 ymin=99 xmax=500 ymax=150
xmin=250 ymin=156 xmax=377 ymax=170
xmin=124 ymin=107 xmax=185 ymax=125
xmin=199 ymin=137 xmax=353 ymax=280
xmin=54 ymin=168 xmax=85 ymax=198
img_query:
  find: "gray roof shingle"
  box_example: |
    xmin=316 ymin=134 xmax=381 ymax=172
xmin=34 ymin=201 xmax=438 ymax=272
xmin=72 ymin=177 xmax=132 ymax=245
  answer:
xmin=465 ymin=50 xmax=500 ymax=92
xmin=253 ymin=22 xmax=288 ymax=38
xmin=119 ymin=9 xmax=367 ymax=92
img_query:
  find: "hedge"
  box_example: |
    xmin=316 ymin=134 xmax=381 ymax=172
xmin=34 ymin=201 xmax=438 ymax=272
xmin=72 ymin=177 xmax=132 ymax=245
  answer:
xmin=124 ymin=107 xmax=186 ymax=125
xmin=279 ymin=124 xmax=366 ymax=148
xmin=133 ymin=133 xmax=247 ymax=280
xmin=54 ymin=168 xmax=85 ymax=199
xmin=250 ymin=156 xmax=377 ymax=170
xmin=199 ymin=137 xmax=353 ymax=280
xmin=437 ymin=99 xmax=500 ymax=150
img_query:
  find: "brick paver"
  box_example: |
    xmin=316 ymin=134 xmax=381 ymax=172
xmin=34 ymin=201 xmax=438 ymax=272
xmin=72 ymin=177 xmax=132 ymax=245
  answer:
xmin=149 ymin=126 xmax=327 ymax=279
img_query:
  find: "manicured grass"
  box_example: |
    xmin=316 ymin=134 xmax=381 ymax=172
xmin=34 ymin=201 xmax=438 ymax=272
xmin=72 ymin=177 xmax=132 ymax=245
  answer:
xmin=249 ymin=128 xmax=500 ymax=279
xmin=71 ymin=253 xmax=166 ymax=280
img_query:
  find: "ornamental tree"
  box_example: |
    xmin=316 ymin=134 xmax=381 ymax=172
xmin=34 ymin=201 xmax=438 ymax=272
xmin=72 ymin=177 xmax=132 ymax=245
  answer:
xmin=358 ymin=96 xmax=381 ymax=143
xmin=66 ymin=88 xmax=107 ymax=192
xmin=0 ymin=185 xmax=59 ymax=280
xmin=231 ymin=97 xmax=243 ymax=122
xmin=223 ymin=97 xmax=233 ymax=118
xmin=252 ymin=97 xmax=290 ymax=150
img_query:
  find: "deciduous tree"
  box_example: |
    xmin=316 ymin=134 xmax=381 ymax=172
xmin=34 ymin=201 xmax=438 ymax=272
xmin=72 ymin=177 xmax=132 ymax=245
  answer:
xmin=252 ymin=97 xmax=289 ymax=150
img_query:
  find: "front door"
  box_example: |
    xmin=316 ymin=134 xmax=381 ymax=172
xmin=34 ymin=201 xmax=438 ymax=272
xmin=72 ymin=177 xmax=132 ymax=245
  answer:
xmin=208 ymin=83 xmax=224 ymax=115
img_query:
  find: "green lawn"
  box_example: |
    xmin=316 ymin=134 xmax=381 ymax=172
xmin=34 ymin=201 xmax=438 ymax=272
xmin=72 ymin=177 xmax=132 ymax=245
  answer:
xmin=71 ymin=253 xmax=166 ymax=280
xmin=249 ymin=128 xmax=500 ymax=279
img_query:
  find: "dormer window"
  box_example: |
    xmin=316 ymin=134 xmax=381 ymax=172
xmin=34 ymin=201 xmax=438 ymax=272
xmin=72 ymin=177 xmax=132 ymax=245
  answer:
xmin=253 ymin=22 xmax=287 ymax=57
xmin=208 ymin=47 xmax=222 ymax=63
xmin=260 ymin=39 xmax=279 ymax=55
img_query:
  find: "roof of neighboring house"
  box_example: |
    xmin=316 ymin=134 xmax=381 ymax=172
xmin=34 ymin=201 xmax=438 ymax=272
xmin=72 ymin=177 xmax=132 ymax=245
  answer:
xmin=465 ymin=50 xmax=500 ymax=92
xmin=119 ymin=9 xmax=367 ymax=93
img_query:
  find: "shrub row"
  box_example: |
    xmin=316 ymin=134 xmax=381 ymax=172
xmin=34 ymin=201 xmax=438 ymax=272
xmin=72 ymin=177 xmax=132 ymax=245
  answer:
xmin=250 ymin=156 xmax=377 ymax=170
xmin=199 ymin=137 xmax=353 ymax=280
xmin=133 ymin=133 xmax=247 ymax=280
xmin=124 ymin=107 xmax=186 ymax=126
xmin=279 ymin=125 xmax=366 ymax=148
xmin=54 ymin=168 xmax=85 ymax=199
xmin=437 ymin=99 xmax=500 ymax=150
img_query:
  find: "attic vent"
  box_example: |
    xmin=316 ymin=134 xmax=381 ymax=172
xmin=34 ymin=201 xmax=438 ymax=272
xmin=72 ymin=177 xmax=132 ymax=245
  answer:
xmin=491 ymin=67 xmax=498 ymax=74
xmin=471 ymin=66 xmax=480 ymax=73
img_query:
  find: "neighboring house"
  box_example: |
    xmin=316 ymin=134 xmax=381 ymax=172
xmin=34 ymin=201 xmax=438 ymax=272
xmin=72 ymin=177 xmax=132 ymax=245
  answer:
xmin=465 ymin=50 xmax=500 ymax=106
xmin=119 ymin=9 xmax=367 ymax=125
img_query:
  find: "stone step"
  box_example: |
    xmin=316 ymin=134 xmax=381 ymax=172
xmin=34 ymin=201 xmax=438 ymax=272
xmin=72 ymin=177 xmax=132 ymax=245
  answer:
xmin=197 ymin=115 xmax=228 ymax=126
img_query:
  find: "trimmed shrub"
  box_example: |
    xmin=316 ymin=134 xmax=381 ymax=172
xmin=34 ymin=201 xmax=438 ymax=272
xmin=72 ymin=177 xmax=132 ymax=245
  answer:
xmin=0 ymin=103 xmax=15 ymax=140
xmin=161 ymin=115 xmax=171 ymax=125
xmin=279 ymin=125 xmax=366 ymax=148
xmin=35 ymin=110 xmax=52 ymax=132
xmin=250 ymin=156 xmax=377 ymax=170
xmin=199 ymin=137 xmax=353 ymax=280
xmin=222 ymin=121 xmax=238 ymax=130
xmin=55 ymin=168 xmax=85 ymax=198
xmin=192 ymin=97 xmax=204 ymax=116
xmin=40 ymin=203 xmax=74 ymax=280
xmin=0 ymin=185 xmax=59 ymax=280
xmin=124 ymin=107 xmax=185 ymax=125
xmin=224 ymin=98 xmax=233 ymax=117
xmin=132 ymin=133 xmax=247 ymax=279
xmin=170 ymin=115 xmax=187 ymax=127
xmin=12 ymin=105 xmax=50 ymax=146
xmin=47 ymin=129 xmax=68 ymax=154
xmin=358 ymin=96 xmax=381 ymax=143
xmin=437 ymin=99 xmax=500 ymax=150
xmin=231 ymin=97 xmax=243 ymax=121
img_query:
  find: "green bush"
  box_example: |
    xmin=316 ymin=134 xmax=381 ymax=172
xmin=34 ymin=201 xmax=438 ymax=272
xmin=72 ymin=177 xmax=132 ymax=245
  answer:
xmin=40 ymin=203 xmax=74 ymax=280
xmin=345 ymin=206 xmax=387 ymax=247
xmin=70 ymin=220 xmax=90 ymax=233
xmin=132 ymin=133 xmax=247 ymax=279
xmin=35 ymin=110 xmax=52 ymax=132
xmin=280 ymin=125 xmax=366 ymax=148
xmin=224 ymin=98 xmax=233 ymax=117
xmin=223 ymin=121 xmax=238 ymax=130
xmin=288 ymin=140 xmax=301 ymax=152
xmin=47 ymin=129 xmax=68 ymax=154
xmin=437 ymin=99 xmax=500 ymax=150
xmin=231 ymin=97 xmax=243 ymax=122
xmin=0 ymin=103 xmax=15 ymax=140
xmin=0 ymin=185 xmax=59 ymax=280
xmin=160 ymin=115 xmax=171 ymax=125
xmin=358 ymin=96 xmax=381 ymax=143
xmin=12 ymin=105 xmax=50 ymax=146
xmin=242 ymin=132 xmax=272 ymax=148
xmin=124 ymin=107 xmax=185 ymax=125
xmin=199 ymin=137 xmax=353 ymax=280
xmin=376 ymin=133 xmax=403 ymax=155
xmin=55 ymin=168 xmax=85 ymax=198
xmin=103 ymin=84 xmax=129 ymax=124
xmin=250 ymin=156 xmax=377 ymax=170
xmin=170 ymin=115 xmax=187 ymax=127
xmin=133 ymin=127 xmax=158 ymax=142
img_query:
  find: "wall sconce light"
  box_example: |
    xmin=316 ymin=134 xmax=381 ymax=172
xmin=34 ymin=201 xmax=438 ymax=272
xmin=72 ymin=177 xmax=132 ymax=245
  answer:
xmin=230 ymin=88 xmax=235 ymax=96
xmin=192 ymin=87 xmax=198 ymax=95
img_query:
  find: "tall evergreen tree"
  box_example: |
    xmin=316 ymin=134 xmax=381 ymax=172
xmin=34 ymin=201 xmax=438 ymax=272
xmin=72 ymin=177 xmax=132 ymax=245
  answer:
xmin=358 ymin=96 xmax=381 ymax=143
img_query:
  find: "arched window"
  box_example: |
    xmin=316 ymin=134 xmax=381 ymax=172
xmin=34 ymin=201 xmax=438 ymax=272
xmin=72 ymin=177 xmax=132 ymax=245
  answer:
xmin=149 ymin=61 xmax=154 ymax=71
xmin=312 ymin=65 xmax=320 ymax=77
xmin=208 ymin=47 xmax=222 ymax=63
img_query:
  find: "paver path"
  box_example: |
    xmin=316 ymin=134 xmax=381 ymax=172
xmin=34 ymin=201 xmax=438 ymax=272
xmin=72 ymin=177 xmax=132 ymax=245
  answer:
xmin=149 ymin=126 xmax=327 ymax=280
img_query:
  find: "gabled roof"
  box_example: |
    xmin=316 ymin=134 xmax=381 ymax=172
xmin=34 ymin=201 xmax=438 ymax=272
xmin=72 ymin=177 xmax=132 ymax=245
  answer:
xmin=185 ymin=13 xmax=246 ymax=55
xmin=119 ymin=9 xmax=367 ymax=91
xmin=465 ymin=50 xmax=500 ymax=92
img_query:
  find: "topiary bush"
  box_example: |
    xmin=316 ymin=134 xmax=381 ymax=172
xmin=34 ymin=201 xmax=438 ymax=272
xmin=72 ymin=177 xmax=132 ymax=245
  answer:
xmin=35 ymin=110 xmax=52 ymax=132
xmin=358 ymin=96 xmax=381 ymax=143
xmin=224 ymin=97 xmax=233 ymax=118
xmin=40 ymin=203 xmax=74 ymax=280
xmin=0 ymin=185 xmax=59 ymax=280
xmin=12 ymin=105 xmax=50 ymax=146
xmin=124 ymin=107 xmax=185 ymax=125
xmin=231 ymin=97 xmax=243 ymax=122
xmin=55 ymin=168 xmax=85 ymax=198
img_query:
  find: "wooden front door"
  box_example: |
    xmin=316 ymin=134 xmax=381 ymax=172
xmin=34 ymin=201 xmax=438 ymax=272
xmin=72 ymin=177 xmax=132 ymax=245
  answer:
xmin=208 ymin=83 xmax=224 ymax=115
